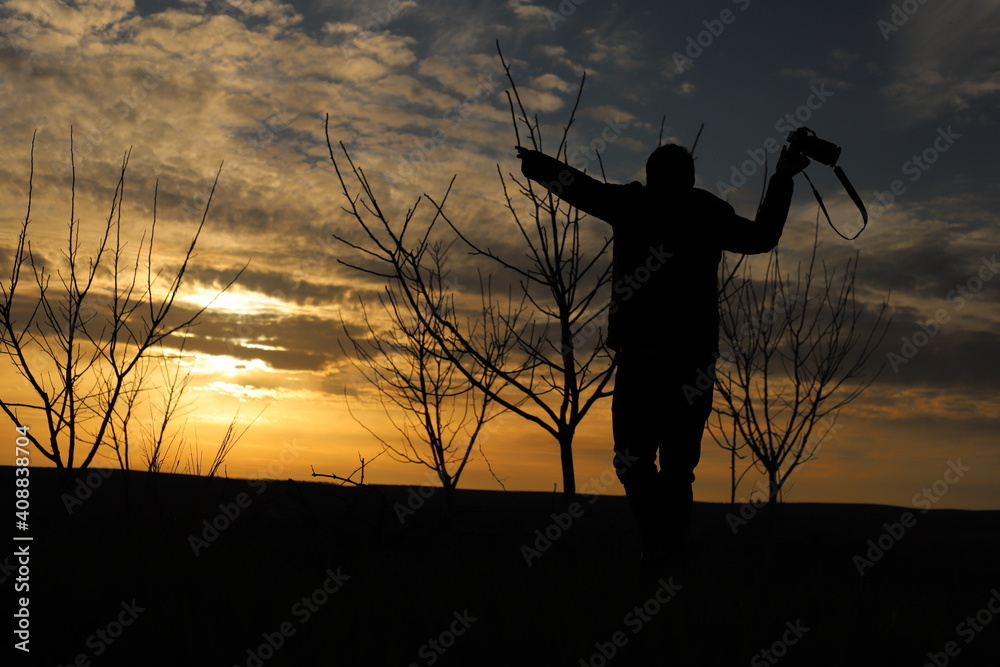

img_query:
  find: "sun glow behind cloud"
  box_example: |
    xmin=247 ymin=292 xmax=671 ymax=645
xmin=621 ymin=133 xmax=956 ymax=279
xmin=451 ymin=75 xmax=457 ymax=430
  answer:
xmin=180 ymin=288 xmax=292 ymax=315
xmin=184 ymin=353 xmax=273 ymax=376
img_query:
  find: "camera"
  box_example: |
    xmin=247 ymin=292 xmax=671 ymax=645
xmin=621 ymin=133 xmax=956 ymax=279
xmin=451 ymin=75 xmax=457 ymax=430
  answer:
xmin=786 ymin=127 xmax=841 ymax=167
xmin=784 ymin=126 xmax=868 ymax=240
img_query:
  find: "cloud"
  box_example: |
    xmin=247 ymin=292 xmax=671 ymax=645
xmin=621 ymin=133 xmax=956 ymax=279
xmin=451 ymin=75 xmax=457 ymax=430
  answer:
xmin=827 ymin=48 xmax=863 ymax=71
xmin=852 ymin=227 xmax=996 ymax=302
xmin=183 ymin=265 xmax=355 ymax=307
xmin=168 ymin=306 xmax=350 ymax=372
xmin=878 ymin=318 xmax=1000 ymax=392
xmin=530 ymin=72 xmax=576 ymax=94
xmin=675 ymin=82 xmax=696 ymax=97
xmin=534 ymin=44 xmax=579 ymax=72
xmin=508 ymin=86 xmax=565 ymax=114
xmin=203 ymin=0 xmax=303 ymax=29
xmin=2 ymin=0 xmax=136 ymax=40
xmin=583 ymin=26 xmax=645 ymax=71
xmin=880 ymin=0 xmax=1000 ymax=125
xmin=778 ymin=67 xmax=855 ymax=92
xmin=579 ymin=104 xmax=634 ymax=124
xmin=506 ymin=0 xmax=552 ymax=29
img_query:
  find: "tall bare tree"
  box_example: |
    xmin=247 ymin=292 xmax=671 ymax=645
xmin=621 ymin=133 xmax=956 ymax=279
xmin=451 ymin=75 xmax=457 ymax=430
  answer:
xmin=326 ymin=47 xmax=615 ymax=499
xmin=709 ymin=221 xmax=890 ymax=504
xmin=0 ymin=130 xmax=242 ymax=472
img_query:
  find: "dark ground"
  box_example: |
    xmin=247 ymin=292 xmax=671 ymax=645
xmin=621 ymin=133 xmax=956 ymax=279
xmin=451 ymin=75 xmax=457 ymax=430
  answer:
xmin=5 ymin=466 xmax=1000 ymax=666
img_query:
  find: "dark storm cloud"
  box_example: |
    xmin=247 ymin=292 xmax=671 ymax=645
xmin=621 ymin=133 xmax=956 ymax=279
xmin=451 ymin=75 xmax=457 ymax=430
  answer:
xmin=878 ymin=308 xmax=1000 ymax=390
xmin=856 ymin=240 xmax=996 ymax=300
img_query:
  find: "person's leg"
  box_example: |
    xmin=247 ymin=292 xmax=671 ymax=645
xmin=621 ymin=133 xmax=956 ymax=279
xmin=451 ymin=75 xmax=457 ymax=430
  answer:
xmin=613 ymin=348 xmax=667 ymax=557
xmin=657 ymin=355 xmax=715 ymax=552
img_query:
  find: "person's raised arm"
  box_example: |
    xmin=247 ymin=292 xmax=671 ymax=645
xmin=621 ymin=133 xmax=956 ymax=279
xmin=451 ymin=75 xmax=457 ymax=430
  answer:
xmin=718 ymin=146 xmax=809 ymax=254
xmin=516 ymin=147 xmax=632 ymax=223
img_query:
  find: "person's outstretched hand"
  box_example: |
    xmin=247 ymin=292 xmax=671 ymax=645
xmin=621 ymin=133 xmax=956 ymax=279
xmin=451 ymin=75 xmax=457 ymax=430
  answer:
xmin=775 ymin=145 xmax=810 ymax=177
xmin=515 ymin=145 xmax=539 ymax=176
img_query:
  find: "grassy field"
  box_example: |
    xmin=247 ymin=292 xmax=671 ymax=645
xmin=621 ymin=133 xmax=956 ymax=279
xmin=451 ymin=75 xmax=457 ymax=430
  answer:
xmin=7 ymin=466 xmax=1000 ymax=666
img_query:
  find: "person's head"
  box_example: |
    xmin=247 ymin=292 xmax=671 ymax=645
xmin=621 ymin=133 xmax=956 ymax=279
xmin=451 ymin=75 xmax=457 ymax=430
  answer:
xmin=646 ymin=144 xmax=695 ymax=189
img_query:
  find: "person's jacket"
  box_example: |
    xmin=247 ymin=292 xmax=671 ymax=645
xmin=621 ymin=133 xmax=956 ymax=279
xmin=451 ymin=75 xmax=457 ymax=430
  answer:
xmin=519 ymin=150 xmax=794 ymax=355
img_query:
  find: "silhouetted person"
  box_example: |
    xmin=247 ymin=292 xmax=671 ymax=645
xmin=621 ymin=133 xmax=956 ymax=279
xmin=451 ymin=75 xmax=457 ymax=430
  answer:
xmin=517 ymin=141 xmax=809 ymax=568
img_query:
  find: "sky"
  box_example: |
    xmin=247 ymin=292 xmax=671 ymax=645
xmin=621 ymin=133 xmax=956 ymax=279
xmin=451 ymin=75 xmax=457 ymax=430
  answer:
xmin=0 ymin=0 xmax=998 ymax=509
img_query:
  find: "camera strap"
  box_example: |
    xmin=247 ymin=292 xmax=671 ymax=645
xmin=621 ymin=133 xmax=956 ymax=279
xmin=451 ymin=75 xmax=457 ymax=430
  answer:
xmin=801 ymin=167 xmax=869 ymax=240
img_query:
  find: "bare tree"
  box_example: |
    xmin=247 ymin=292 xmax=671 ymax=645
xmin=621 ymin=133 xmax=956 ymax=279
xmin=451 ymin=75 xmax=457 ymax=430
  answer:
xmin=326 ymin=47 xmax=615 ymax=499
xmin=0 ymin=130 xmax=243 ymax=473
xmin=709 ymin=221 xmax=890 ymax=504
xmin=137 ymin=349 xmax=193 ymax=474
xmin=339 ymin=240 xmax=514 ymax=501
xmin=104 ymin=342 xmax=193 ymax=474
xmin=107 ymin=336 xmax=263 ymax=477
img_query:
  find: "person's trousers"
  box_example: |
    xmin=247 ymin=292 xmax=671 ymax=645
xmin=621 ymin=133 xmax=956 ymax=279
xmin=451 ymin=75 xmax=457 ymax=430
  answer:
xmin=612 ymin=346 xmax=715 ymax=555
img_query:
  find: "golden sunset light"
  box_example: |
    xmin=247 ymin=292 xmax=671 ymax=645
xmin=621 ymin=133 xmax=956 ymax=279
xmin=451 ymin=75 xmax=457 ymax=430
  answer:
xmin=4 ymin=2 xmax=1000 ymax=664
xmin=2 ymin=0 xmax=997 ymax=513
